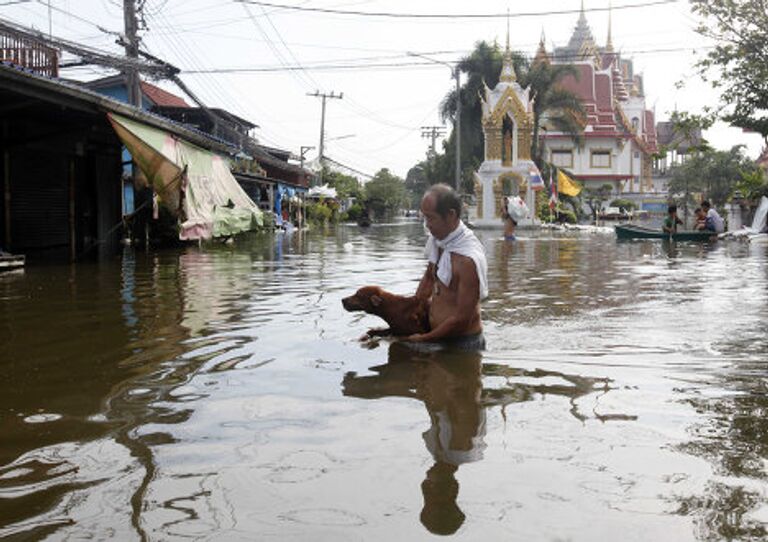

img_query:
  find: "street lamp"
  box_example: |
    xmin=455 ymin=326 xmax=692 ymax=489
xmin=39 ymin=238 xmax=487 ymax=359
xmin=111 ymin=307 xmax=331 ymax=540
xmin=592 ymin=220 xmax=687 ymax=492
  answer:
xmin=407 ymin=52 xmax=461 ymax=193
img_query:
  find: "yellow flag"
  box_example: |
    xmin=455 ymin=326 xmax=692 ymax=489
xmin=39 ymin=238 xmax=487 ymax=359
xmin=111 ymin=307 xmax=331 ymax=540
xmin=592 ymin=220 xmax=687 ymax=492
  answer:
xmin=557 ymin=170 xmax=582 ymax=197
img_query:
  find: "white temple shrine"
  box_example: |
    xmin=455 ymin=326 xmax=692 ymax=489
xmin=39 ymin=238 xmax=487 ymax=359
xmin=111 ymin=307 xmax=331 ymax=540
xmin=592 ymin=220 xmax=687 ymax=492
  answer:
xmin=469 ymin=36 xmax=539 ymax=228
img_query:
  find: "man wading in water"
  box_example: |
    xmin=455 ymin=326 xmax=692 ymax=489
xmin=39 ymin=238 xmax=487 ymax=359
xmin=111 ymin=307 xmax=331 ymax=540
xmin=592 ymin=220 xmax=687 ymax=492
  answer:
xmin=407 ymin=184 xmax=488 ymax=350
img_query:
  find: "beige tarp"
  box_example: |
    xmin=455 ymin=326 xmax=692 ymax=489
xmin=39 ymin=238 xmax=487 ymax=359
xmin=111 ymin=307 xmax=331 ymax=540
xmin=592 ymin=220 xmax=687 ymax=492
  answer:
xmin=108 ymin=113 xmax=262 ymax=240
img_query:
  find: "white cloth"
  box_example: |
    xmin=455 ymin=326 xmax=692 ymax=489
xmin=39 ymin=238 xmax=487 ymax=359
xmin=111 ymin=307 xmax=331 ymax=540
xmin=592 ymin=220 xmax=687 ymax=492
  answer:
xmin=707 ymin=208 xmax=725 ymax=233
xmin=425 ymin=221 xmax=489 ymax=299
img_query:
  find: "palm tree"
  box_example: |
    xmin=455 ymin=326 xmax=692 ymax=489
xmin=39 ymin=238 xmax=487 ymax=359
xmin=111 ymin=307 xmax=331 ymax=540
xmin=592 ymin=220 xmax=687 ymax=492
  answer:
xmin=520 ymin=61 xmax=586 ymax=166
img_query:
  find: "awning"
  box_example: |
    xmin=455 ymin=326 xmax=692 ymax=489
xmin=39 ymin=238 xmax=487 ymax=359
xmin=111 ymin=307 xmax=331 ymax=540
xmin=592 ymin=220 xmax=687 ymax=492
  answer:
xmin=108 ymin=113 xmax=263 ymax=240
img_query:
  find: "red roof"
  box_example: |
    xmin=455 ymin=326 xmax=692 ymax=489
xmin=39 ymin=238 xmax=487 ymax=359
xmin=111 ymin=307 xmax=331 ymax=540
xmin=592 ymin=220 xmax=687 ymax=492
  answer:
xmin=140 ymin=81 xmax=189 ymax=108
xmin=559 ymin=63 xmax=595 ymax=103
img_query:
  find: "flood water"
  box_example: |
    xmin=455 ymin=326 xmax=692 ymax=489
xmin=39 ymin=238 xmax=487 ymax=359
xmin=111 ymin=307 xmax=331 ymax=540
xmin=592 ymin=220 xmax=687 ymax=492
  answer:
xmin=1 ymin=220 xmax=767 ymax=541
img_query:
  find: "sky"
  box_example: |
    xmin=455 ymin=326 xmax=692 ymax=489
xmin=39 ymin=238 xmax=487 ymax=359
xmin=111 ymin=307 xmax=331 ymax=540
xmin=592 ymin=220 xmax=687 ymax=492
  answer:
xmin=1 ymin=0 xmax=764 ymax=179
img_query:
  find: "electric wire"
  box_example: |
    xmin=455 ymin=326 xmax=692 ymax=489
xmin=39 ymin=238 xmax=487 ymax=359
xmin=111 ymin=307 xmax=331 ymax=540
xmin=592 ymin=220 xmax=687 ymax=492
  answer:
xmin=233 ymin=0 xmax=679 ymax=19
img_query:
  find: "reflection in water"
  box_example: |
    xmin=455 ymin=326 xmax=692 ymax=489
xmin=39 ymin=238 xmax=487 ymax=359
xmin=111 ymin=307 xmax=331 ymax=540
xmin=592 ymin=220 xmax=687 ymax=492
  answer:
xmin=342 ymin=341 xmax=623 ymax=535
xmin=343 ymin=342 xmax=485 ymax=535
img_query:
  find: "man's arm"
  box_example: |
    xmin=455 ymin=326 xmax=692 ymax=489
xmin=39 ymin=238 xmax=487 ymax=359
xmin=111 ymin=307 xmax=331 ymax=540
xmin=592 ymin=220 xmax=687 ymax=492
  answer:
xmin=415 ymin=262 xmax=435 ymax=300
xmin=408 ymin=256 xmax=479 ymax=342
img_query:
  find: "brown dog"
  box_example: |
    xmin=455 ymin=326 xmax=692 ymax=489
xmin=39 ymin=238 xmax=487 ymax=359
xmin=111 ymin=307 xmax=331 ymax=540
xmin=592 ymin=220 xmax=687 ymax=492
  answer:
xmin=342 ymin=286 xmax=430 ymax=337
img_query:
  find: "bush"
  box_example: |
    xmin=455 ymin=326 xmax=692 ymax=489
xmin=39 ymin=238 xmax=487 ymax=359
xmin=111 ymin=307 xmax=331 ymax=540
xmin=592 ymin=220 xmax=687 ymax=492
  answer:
xmin=305 ymin=201 xmax=334 ymax=224
xmin=557 ymin=208 xmax=577 ymax=224
xmin=343 ymin=203 xmax=364 ymax=222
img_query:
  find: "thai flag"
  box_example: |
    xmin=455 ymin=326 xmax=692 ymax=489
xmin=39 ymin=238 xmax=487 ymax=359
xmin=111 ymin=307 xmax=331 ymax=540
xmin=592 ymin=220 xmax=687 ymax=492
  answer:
xmin=529 ymin=165 xmax=545 ymax=191
xmin=548 ymin=170 xmax=558 ymax=210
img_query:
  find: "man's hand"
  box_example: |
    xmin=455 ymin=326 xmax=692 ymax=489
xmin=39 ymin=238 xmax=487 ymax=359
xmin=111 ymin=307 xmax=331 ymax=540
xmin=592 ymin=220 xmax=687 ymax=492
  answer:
xmin=404 ymin=333 xmax=429 ymax=342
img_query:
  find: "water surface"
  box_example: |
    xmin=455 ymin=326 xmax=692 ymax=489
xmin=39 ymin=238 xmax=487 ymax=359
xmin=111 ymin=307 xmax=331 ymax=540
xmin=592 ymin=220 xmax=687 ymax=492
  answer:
xmin=1 ymin=221 xmax=767 ymax=540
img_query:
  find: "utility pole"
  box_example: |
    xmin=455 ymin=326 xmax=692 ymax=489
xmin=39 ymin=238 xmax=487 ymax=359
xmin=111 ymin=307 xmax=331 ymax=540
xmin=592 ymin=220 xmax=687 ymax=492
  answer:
xmin=406 ymin=52 xmax=461 ymax=193
xmin=299 ymin=146 xmax=314 ymax=171
xmin=307 ymin=90 xmax=343 ymax=185
xmin=123 ymin=0 xmax=141 ymax=107
xmin=421 ymin=126 xmax=446 ymax=157
xmin=454 ymin=67 xmax=461 ymax=193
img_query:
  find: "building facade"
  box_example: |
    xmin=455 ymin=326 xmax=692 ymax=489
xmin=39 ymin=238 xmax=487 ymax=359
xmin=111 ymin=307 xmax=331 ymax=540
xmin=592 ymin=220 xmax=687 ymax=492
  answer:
xmin=539 ymin=6 xmax=658 ymax=197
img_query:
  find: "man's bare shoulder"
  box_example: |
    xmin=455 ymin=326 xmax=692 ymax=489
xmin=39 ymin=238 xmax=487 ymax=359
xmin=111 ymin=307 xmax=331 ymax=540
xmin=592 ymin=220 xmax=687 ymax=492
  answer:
xmin=450 ymin=253 xmax=479 ymax=278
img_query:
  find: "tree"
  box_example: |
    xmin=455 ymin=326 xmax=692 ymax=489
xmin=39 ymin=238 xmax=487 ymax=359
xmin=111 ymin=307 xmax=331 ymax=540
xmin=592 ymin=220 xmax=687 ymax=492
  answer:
xmin=364 ymin=168 xmax=407 ymax=217
xmin=583 ymin=184 xmax=614 ymax=220
xmin=690 ymin=0 xmax=768 ymax=144
xmin=668 ymin=145 xmax=760 ymax=208
xmin=520 ymin=61 xmax=586 ymax=165
xmin=323 ymin=167 xmax=362 ymax=200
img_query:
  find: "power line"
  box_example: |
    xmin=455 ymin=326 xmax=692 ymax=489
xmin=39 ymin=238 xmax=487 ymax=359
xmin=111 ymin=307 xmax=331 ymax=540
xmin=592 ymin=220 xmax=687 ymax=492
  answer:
xmin=232 ymin=0 xmax=679 ymax=19
xmin=182 ymin=46 xmax=712 ymax=74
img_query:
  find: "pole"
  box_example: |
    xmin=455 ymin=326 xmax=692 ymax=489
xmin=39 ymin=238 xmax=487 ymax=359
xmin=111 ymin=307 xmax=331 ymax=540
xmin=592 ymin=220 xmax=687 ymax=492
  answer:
xmin=319 ymin=95 xmax=326 ymax=178
xmin=307 ymin=91 xmax=343 ymax=185
xmin=69 ymin=159 xmax=76 ymax=261
xmin=421 ymin=126 xmax=446 ymax=157
xmin=47 ymin=0 xmax=52 ymax=39
xmin=300 ymin=146 xmax=314 ymax=172
xmin=123 ymin=0 xmax=141 ymax=107
xmin=3 ymin=149 xmax=10 ymax=251
xmin=455 ymin=68 xmax=461 ymax=194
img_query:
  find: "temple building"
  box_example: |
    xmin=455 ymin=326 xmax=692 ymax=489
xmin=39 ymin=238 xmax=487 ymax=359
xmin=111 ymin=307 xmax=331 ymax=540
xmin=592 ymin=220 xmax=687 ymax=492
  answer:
xmin=539 ymin=3 xmax=658 ymax=195
xmin=470 ymin=33 xmax=538 ymax=227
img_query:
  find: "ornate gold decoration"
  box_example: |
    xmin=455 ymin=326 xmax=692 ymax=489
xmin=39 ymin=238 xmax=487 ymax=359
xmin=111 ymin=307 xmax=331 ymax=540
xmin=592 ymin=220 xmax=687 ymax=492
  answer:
xmin=481 ymin=87 xmax=534 ymax=162
xmin=483 ymin=119 xmax=503 ymax=161
xmin=473 ymin=173 xmax=483 ymax=219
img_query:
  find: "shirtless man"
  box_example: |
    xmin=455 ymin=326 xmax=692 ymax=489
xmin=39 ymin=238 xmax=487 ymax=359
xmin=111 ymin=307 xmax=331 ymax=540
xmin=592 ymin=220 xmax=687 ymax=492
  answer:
xmin=407 ymin=184 xmax=488 ymax=349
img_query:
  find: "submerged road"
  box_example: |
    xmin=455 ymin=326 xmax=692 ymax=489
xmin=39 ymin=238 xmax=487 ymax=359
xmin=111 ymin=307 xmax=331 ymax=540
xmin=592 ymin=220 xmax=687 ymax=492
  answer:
xmin=1 ymin=220 xmax=766 ymax=540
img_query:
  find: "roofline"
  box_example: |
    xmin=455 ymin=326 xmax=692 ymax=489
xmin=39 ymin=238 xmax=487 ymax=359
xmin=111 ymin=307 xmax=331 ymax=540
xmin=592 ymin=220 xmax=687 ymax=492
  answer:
xmin=0 ymin=62 xmax=237 ymax=154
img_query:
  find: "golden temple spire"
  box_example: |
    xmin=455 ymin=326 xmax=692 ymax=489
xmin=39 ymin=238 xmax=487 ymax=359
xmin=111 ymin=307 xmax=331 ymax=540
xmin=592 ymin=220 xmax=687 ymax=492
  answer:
xmin=499 ymin=7 xmax=516 ymax=82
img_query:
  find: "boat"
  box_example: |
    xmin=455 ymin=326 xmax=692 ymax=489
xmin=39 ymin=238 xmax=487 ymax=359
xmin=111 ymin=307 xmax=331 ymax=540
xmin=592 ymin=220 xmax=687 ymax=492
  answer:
xmin=615 ymin=224 xmax=717 ymax=241
xmin=0 ymin=254 xmax=25 ymax=271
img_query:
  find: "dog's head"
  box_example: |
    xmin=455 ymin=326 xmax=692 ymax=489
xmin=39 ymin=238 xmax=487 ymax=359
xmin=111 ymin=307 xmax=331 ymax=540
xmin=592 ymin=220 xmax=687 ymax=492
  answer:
xmin=342 ymin=286 xmax=385 ymax=314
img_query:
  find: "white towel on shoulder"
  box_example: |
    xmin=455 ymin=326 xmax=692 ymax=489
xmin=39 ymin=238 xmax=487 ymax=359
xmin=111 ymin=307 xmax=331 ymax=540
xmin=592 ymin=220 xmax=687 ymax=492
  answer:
xmin=425 ymin=221 xmax=489 ymax=299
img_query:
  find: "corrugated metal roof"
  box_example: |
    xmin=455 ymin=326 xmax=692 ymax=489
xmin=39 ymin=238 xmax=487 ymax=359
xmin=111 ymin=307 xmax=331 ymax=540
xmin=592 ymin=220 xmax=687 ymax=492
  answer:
xmin=0 ymin=60 xmax=236 ymax=154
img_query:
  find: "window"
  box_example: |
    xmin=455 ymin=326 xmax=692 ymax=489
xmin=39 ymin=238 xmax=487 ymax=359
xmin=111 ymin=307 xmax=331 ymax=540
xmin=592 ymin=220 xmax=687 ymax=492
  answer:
xmin=631 ymin=117 xmax=639 ymax=132
xmin=590 ymin=149 xmax=611 ymax=168
xmin=551 ymin=149 xmax=573 ymax=168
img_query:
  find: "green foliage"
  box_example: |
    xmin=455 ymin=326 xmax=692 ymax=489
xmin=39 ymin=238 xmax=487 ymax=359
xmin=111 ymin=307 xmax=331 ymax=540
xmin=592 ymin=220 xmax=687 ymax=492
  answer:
xmin=557 ymin=207 xmax=578 ymax=224
xmin=342 ymin=203 xmax=364 ymax=222
xmin=405 ymin=154 xmax=451 ymax=204
xmin=668 ymin=145 xmax=760 ymax=206
xmin=733 ymin=169 xmax=768 ymax=201
xmin=689 ymin=0 xmax=768 ymax=143
xmin=305 ymin=200 xmax=334 ymax=224
xmin=610 ymin=198 xmax=637 ymax=211
xmin=364 ymin=168 xmax=407 ymax=217
xmin=323 ymin=167 xmax=363 ymax=199
xmin=660 ymin=110 xmax=714 ymax=155
xmin=520 ymin=61 xmax=586 ymax=165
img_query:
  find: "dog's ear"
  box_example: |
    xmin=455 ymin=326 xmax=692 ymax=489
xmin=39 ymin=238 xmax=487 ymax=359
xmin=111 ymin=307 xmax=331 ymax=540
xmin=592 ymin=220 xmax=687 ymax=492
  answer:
xmin=370 ymin=294 xmax=383 ymax=307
